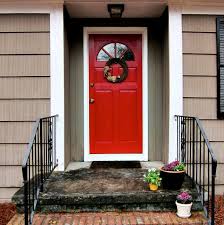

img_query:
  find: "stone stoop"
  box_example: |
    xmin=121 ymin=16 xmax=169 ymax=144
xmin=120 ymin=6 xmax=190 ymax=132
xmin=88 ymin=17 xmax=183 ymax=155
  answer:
xmin=12 ymin=166 xmax=204 ymax=213
xmin=8 ymin=212 xmax=208 ymax=225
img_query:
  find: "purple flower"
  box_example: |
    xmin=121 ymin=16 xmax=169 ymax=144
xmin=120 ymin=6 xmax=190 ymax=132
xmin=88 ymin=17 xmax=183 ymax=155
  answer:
xmin=162 ymin=160 xmax=180 ymax=171
xmin=176 ymin=192 xmax=192 ymax=204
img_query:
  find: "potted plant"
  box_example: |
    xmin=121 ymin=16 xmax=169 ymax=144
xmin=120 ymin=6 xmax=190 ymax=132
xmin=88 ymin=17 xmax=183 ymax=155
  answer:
xmin=160 ymin=161 xmax=185 ymax=190
xmin=176 ymin=192 xmax=193 ymax=218
xmin=143 ymin=168 xmax=162 ymax=191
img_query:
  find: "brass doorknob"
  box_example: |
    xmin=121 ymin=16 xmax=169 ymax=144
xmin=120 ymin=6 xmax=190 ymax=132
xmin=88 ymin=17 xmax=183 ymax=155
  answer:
xmin=90 ymin=83 xmax=94 ymax=87
xmin=89 ymin=98 xmax=95 ymax=104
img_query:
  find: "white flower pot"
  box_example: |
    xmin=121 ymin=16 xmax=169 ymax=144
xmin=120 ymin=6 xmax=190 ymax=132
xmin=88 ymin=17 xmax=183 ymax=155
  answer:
xmin=176 ymin=201 xmax=193 ymax=218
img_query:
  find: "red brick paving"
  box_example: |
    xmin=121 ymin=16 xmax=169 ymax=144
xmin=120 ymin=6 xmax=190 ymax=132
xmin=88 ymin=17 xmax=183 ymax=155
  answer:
xmin=8 ymin=212 xmax=208 ymax=225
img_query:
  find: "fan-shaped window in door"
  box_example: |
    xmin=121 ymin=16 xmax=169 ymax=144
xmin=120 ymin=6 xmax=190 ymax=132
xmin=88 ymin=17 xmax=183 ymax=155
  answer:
xmin=97 ymin=42 xmax=134 ymax=61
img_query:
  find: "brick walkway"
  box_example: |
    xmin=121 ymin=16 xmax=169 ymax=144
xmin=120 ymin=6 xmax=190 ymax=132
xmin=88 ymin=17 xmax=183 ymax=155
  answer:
xmin=8 ymin=212 xmax=208 ymax=225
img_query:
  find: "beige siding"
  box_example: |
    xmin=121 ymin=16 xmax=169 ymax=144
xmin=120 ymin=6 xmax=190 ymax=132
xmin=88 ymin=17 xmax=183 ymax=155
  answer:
xmin=184 ymin=98 xmax=216 ymax=119
xmin=183 ymin=15 xmax=224 ymax=193
xmin=0 ymin=144 xmax=26 ymax=165
xmin=183 ymin=76 xmax=216 ymax=98
xmin=182 ymin=15 xmax=216 ymax=32
xmin=0 ymin=188 xmax=19 ymax=203
xmin=148 ymin=30 xmax=164 ymax=161
xmin=0 ymin=77 xmax=50 ymax=99
xmin=210 ymin=142 xmax=224 ymax=163
xmin=0 ymin=55 xmax=50 ymax=77
xmin=183 ymin=55 xmax=216 ymax=76
xmin=0 ymin=122 xmax=33 ymax=143
xmin=0 ymin=14 xmax=50 ymax=202
xmin=0 ymin=33 xmax=49 ymax=54
xmin=213 ymin=164 xmax=224 ymax=185
xmin=0 ymin=166 xmax=23 ymax=187
xmin=0 ymin=14 xmax=49 ymax=32
xmin=202 ymin=120 xmax=224 ymax=142
xmin=70 ymin=28 xmax=84 ymax=161
xmin=183 ymin=33 xmax=216 ymax=54
xmin=0 ymin=100 xmax=50 ymax=121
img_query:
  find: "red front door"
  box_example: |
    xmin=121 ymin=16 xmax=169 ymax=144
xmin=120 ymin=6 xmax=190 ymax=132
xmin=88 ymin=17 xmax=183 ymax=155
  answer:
xmin=89 ymin=34 xmax=142 ymax=154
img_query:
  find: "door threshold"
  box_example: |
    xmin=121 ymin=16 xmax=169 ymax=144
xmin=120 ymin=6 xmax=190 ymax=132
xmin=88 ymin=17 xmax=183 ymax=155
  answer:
xmin=65 ymin=161 xmax=164 ymax=171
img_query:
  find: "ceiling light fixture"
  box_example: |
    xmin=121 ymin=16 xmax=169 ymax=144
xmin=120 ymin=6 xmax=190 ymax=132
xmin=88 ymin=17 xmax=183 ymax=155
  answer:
xmin=107 ymin=4 xmax=124 ymax=18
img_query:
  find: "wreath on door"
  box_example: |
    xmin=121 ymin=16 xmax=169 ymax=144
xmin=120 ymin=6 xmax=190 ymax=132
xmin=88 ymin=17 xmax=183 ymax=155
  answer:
xmin=103 ymin=58 xmax=128 ymax=83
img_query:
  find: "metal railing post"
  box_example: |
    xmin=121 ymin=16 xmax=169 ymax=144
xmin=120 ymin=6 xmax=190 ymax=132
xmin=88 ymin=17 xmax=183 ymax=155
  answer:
xmin=40 ymin=119 xmax=43 ymax=192
xmin=211 ymin=159 xmax=217 ymax=225
xmin=192 ymin=119 xmax=195 ymax=188
xmin=53 ymin=117 xmax=56 ymax=168
xmin=22 ymin=166 xmax=29 ymax=225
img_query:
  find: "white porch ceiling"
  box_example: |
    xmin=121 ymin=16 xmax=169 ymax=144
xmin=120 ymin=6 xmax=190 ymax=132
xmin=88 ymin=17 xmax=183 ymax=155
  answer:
xmin=65 ymin=1 xmax=168 ymax=18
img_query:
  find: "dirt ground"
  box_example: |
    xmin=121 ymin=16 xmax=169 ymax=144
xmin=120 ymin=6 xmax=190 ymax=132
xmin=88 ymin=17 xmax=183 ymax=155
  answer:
xmin=1 ymin=196 xmax=224 ymax=225
xmin=213 ymin=195 xmax=224 ymax=225
xmin=0 ymin=203 xmax=16 ymax=225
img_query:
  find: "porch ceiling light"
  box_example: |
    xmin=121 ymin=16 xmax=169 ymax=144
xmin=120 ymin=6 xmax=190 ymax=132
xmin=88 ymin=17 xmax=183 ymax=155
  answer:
xmin=107 ymin=4 xmax=124 ymax=18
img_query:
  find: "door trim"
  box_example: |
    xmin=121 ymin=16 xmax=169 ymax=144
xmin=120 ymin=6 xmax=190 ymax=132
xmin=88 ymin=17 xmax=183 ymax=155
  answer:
xmin=83 ymin=27 xmax=148 ymax=161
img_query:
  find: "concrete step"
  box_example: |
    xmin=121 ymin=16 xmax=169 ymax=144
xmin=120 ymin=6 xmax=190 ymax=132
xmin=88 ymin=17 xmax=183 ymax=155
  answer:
xmin=12 ymin=167 xmax=204 ymax=213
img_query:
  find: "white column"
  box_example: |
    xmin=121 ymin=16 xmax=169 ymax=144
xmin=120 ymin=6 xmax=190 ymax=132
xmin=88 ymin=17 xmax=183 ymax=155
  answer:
xmin=168 ymin=5 xmax=183 ymax=162
xmin=50 ymin=4 xmax=65 ymax=170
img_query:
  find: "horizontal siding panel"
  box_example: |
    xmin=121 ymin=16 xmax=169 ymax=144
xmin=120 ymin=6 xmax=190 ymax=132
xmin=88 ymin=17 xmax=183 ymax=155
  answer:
xmin=188 ymin=163 xmax=223 ymax=186
xmin=183 ymin=54 xmax=216 ymax=76
xmin=213 ymin=164 xmax=224 ymax=185
xmin=210 ymin=142 xmax=224 ymax=163
xmin=0 ymin=122 xmax=34 ymax=143
xmin=0 ymin=166 xmax=22 ymax=187
xmin=183 ymin=76 xmax=216 ymax=97
xmin=214 ymin=185 xmax=224 ymax=195
xmin=0 ymin=33 xmax=49 ymax=54
xmin=0 ymin=77 xmax=50 ymax=99
xmin=0 ymin=188 xmax=19 ymax=202
xmin=183 ymin=98 xmax=217 ymax=119
xmin=0 ymin=14 xmax=49 ymax=32
xmin=183 ymin=33 xmax=216 ymax=54
xmin=0 ymin=144 xmax=26 ymax=165
xmin=182 ymin=15 xmax=216 ymax=32
xmin=192 ymin=164 xmax=224 ymax=186
xmin=0 ymin=55 xmax=50 ymax=77
xmin=0 ymin=100 xmax=50 ymax=121
xmin=202 ymin=120 xmax=224 ymax=141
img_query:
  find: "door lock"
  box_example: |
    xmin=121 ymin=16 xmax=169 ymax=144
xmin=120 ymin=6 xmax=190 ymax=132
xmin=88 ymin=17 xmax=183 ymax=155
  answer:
xmin=89 ymin=98 xmax=95 ymax=104
xmin=90 ymin=83 xmax=94 ymax=87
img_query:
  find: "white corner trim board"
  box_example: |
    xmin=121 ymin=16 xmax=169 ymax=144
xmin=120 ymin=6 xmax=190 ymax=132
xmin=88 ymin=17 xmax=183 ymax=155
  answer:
xmin=168 ymin=6 xmax=183 ymax=162
xmin=83 ymin=27 xmax=148 ymax=162
xmin=50 ymin=5 xmax=65 ymax=171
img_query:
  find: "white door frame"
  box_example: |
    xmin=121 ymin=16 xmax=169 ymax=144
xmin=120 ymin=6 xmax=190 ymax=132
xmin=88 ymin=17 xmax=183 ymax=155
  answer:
xmin=83 ymin=27 xmax=148 ymax=161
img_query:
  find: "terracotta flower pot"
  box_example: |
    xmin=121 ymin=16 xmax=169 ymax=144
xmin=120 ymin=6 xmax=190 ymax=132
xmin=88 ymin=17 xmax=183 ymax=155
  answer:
xmin=148 ymin=183 xmax=158 ymax=191
xmin=176 ymin=201 xmax=192 ymax=218
xmin=160 ymin=169 xmax=185 ymax=190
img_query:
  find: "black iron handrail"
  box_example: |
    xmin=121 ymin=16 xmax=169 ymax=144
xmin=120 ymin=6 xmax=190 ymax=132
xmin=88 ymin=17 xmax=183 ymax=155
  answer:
xmin=22 ymin=115 xmax=58 ymax=225
xmin=175 ymin=115 xmax=217 ymax=225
